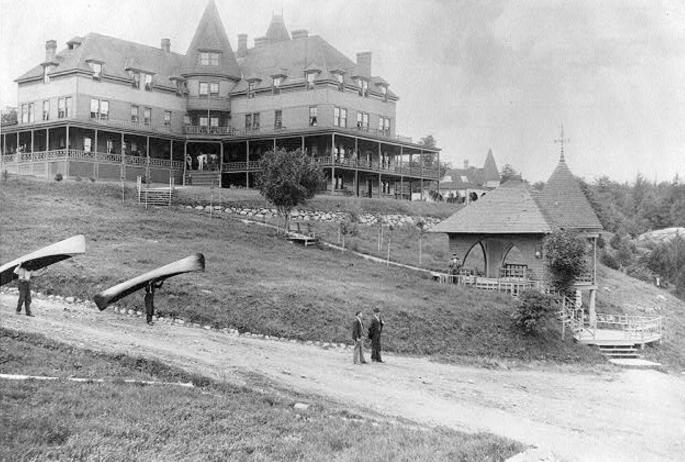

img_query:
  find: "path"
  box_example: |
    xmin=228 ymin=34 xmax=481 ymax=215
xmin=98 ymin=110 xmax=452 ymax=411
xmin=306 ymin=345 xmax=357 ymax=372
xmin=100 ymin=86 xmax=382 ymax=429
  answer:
xmin=2 ymin=294 xmax=684 ymax=462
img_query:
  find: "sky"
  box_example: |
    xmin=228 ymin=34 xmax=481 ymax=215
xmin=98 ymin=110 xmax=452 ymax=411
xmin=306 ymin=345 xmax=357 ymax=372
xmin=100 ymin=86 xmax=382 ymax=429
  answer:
xmin=1 ymin=0 xmax=684 ymax=183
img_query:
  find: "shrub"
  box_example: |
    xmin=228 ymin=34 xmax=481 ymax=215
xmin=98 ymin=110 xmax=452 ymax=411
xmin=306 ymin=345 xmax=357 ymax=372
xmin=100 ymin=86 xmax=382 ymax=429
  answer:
xmin=600 ymin=250 xmax=620 ymax=270
xmin=543 ymin=229 xmax=587 ymax=290
xmin=511 ymin=290 xmax=556 ymax=335
xmin=54 ymin=173 xmax=63 ymax=182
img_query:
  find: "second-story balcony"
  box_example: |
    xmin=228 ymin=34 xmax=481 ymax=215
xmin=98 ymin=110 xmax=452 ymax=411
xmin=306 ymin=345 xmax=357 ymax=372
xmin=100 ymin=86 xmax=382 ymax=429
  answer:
xmin=186 ymin=95 xmax=231 ymax=111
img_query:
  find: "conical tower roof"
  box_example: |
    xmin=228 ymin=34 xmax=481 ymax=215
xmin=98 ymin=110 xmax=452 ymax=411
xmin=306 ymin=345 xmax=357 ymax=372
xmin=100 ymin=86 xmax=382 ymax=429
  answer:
xmin=180 ymin=0 xmax=241 ymax=80
xmin=482 ymin=149 xmax=500 ymax=182
xmin=535 ymin=157 xmax=603 ymax=231
xmin=265 ymin=14 xmax=291 ymax=43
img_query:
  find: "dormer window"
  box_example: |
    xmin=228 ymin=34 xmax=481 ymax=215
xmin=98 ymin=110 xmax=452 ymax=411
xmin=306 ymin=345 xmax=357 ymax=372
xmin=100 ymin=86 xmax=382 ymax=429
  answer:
xmin=380 ymin=85 xmax=388 ymax=101
xmin=358 ymin=79 xmax=368 ymax=97
xmin=273 ymin=77 xmax=282 ymax=95
xmin=43 ymin=66 xmax=51 ymax=84
xmin=210 ymin=82 xmax=219 ymax=96
xmin=131 ymin=71 xmax=141 ymax=89
xmin=199 ymin=82 xmax=209 ymax=96
xmin=247 ymin=82 xmax=256 ymax=98
xmin=143 ymin=73 xmax=152 ymax=91
xmin=175 ymin=80 xmax=186 ymax=96
xmin=88 ymin=61 xmax=102 ymax=79
xmin=306 ymin=72 xmax=316 ymax=90
xmin=200 ymin=52 xmax=220 ymax=66
xmin=336 ymin=73 xmax=344 ymax=91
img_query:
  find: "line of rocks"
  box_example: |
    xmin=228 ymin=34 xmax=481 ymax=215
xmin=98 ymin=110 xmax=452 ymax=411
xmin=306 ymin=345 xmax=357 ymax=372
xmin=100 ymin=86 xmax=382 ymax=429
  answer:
xmin=183 ymin=205 xmax=441 ymax=228
xmin=2 ymin=287 xmax=353 ymax=352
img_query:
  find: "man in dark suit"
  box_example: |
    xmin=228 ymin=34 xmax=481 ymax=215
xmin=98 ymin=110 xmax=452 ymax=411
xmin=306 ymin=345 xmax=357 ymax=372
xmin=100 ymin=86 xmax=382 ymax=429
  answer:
xmin=351 ymin=311 xmax=367 ymax=364
xmin=144 ymin=280 xmax=164 ymax=325
xmin=368 ymin=307 xmax=385 ymax=362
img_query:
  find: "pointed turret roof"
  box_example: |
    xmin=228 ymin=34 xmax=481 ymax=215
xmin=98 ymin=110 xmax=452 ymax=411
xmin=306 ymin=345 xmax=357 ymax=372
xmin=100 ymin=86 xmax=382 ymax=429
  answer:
xmin=483 ymin=149 xmax=500 ymax=182
xmin=180 ymin=0 xmax=241 ymax=80
xmin=265 ymin=14 xmax=291 ymax=43
xmin=535 ymin=157 xmax=603 ymax=231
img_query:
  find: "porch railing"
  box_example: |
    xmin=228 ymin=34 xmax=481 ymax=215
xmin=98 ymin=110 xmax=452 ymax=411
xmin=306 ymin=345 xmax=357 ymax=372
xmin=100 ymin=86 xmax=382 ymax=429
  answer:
xmin=2 ymin=149 xmax=181 ymax=170
xmin=594 ymin=314 xmax=664 ymax=341
xmin=313 ymin=156 xmax=439 ymax=178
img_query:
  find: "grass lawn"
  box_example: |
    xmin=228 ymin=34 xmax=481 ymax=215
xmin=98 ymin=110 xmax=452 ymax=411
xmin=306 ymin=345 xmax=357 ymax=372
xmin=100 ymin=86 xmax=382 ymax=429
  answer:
xmin=0 ymin=328 xmax=523 ymax=461
xmin=1 ymin=176 xmax=604 ymax=365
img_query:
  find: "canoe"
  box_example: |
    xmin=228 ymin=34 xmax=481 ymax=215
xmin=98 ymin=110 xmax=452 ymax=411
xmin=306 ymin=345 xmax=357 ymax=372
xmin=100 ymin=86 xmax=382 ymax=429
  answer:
xmin=0 ymin=235 xmax=86 ymax=286
xmin=93 ymin=253 xmax=205 ymax=311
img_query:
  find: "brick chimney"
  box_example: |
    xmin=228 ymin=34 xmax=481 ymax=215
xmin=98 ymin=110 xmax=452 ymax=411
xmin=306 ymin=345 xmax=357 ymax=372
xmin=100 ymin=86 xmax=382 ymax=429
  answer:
xmin=237 ymin=34 xmax=248 ymax=57
xmin=45 ymin=40 xmax=57 ymax=62
xmin=161 ymin=38 xmax=171 ymax=54
xmin=291 ymin=29 xmax=309 ymax=40
xmin=356 ymin=52 xmax=372 ymax=78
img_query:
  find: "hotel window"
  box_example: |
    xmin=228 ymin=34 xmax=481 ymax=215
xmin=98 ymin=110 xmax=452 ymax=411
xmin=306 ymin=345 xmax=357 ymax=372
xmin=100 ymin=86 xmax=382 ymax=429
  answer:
xmin=100 ymin=100 xmax=109 ymax=120
xmin=143 ymin=107 xmax=151 ymax=126
xmin=89 ymin=62 xmax=102 ymax=79
xmin=164 ymin=111 xmax=172 ymax=128
xmin=42 ymin=100 xmax=49 ymax=121
xmin=274 ymin=110 xmax=282 ymax=129
xmin=131 ymin=71 xmax=140 ymax=89
xmin=334 ymin=107 xmax=347 ymax=128
xmin=336 ymin=73 xmax=344 ymax=91
xmin=199 ymin=82 xmax=209 ymax=96
xmin=272 ymin=77 xmax=282 ymax=95
xmin=144 ymin=73 xmax=152 ymax=91
xmin=200 ymin=116 xmax=208 ymax=127
xmin=58 ymin=97 xmax=71 ymax=119
xmin=210 ymin=116 xmax=219 ymax=127
xmin=130 ymin=105 xmax=139 ymax=123
xmin=209 ymin=82 xmax=219 ymax=96
xmin=247 ymin=82 xmax=256 ymax=98
xmin=199 ymin=52 xmax=220 ymax=66
xmin=245 ymin=113 xmax=260 ymax=130
xmin=90 ymin=99 xmax=99 ymax=119
xmin=306 ymin=72 xmax=316 ymax=89
xmin=28 ymin=103 xmax=35 ymax=123
xmin=357 ymin=112 xmax=368 ymax=130
xmin=20 ymin=104 xmax=28 ymax=124
xmin=309 ymin=106 xmax=318 ymax=126
xmin=358 ymin=79 xmax=368 ymax=97
xmin=379 ymin=116 xmax=390 ymax=135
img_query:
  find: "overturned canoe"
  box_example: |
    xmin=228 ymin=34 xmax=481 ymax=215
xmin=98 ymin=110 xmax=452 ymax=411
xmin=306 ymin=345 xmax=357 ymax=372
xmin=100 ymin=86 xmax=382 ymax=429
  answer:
xmin=0 ymin=235 xmax=87 ymax=287
xmin=93 ymin=253 xmax=205 ymax=311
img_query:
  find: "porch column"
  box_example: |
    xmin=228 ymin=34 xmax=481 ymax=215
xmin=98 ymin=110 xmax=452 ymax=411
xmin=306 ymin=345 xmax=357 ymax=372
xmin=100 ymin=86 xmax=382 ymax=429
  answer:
xmin=354 ymin=169 xmax=359 ymax=197
xmin=219 ymin=142 xmax=224 ymax=188
xmin=589 ymin=289 xmax=597 ymax=328
xmin=400 ymin=176 xmax=404 ymax=200
xmin=46 ymin=128 xmax=50 ymax=151
xmin=378 ymin=172 xmax=382 ymax=197
xmin=420 ymin=149 xmax=424 ymax=200
xmin=301 ymin=136 xmax=305 ymax=152
xmin=246 ymin=140 xmax=250 ymax=188
xmin=273 ymin=138 xmax=276 ymax=151
xmin=182 ymin=141 xmax=188 ymax=186
xmin=93 ymin=129 xmax=99 ymax=178
xmin=169 ymin=139 xmax=174 ymax=186
xmin=94 ymin=129 xmax=98 ymax=153
xmin=65 ymin=125 xmax=70 ymax=174
xmin=16 ymin=132 xmax=19 ymax=152
xmin=331 ymin=133 xmax=335 ymax=192
xmin=145 ymin=136 xmax=150 ymax=183
xmin=2 ymin=132 xmax=6 ymax=155
xmin=121 ymin=132 xmax=126 ymax=182
xmin=30 ymin=130 xmax=34 ymax=152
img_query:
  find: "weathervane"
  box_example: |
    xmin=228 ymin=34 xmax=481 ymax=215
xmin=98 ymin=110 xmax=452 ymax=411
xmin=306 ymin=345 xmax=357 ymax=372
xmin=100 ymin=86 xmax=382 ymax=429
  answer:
xmin=554 ymin=124 xmax=570 ymax=162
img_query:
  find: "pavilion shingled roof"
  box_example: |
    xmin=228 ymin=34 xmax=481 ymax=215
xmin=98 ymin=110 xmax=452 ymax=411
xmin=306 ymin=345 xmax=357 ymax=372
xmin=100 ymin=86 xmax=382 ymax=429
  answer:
xmin=431 ymin=180 xmax=553 ymax=234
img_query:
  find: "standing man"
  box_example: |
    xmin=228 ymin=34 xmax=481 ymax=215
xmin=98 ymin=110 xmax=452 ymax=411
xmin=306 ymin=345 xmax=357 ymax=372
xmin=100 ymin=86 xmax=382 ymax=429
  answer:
xmin=14 ymin=263 xmax=34 ymax=317
xmin=368 ymin=307 xmax=385 ymax=363
xmin=144 ymin=280 xmax=164 ymax=325
xmin=351 ymin=311 xmax=367 ymax=364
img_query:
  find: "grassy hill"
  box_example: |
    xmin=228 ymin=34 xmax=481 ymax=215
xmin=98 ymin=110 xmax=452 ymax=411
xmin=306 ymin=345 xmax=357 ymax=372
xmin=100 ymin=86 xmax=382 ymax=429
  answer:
xmin=1 ymin=176 xmax=605 ymax=366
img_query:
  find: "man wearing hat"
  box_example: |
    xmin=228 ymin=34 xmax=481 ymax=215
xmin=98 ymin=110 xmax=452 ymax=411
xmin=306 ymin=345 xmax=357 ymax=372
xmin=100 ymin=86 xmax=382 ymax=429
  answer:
xmin=351 ymin=310 xmax=367 ymax=364
xmin=368 ymin=307 xmax=385 ymax=363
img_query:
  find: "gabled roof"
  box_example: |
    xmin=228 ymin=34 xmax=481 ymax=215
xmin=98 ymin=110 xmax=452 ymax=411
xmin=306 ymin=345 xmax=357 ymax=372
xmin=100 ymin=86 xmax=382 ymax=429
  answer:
xmin=443 ymin=149 xmax=499 ymax=188
xmin=180 ymin=0 xmax=241 ymax=80
xmin=431 ymin=180 xmax=553 ymax=234
xmin=482 ymin=149 xmax=500 ymax=182
xmin=15 ymin=32 xmax=184 ymax=90
xmin=265 ymin=14 xmax=291 ymax=43
xmin=536 ymin=158 xmax=603 ymax=231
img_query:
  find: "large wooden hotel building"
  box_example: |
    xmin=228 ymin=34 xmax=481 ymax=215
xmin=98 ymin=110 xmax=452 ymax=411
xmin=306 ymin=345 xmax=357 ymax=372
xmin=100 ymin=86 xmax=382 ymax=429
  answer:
xmin=1 ymin=1 xmax=440 ymax=199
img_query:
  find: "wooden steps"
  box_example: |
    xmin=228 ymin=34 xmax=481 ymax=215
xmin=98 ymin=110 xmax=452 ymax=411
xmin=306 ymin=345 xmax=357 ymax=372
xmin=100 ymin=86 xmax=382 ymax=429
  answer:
xmin=185 ymin=171 xmax=220 ymax=187
xmin=597 ymin=345 xmax=641 ymax=359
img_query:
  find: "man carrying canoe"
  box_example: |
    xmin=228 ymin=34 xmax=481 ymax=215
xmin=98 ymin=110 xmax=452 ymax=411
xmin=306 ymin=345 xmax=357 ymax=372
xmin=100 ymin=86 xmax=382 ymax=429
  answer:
xmin=144 ymin=280 xmax=164 ymax=325
xmin=14 ymin=263 xmax=35 ymax=316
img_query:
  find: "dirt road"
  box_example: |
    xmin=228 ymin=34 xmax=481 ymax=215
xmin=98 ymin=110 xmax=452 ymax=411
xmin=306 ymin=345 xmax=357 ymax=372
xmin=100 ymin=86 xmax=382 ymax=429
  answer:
xmin=2 ymin=294 xmax=684 ymax=462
